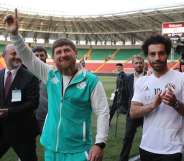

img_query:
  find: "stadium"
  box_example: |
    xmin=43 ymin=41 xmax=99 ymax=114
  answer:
xmin=0 ymin=2 xmax=184 ymax=161
xmin=1 ymin=4 xmax=184 ymax=72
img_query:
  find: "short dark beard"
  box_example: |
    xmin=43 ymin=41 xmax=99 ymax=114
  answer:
xmin=152 ymin=62 xmax=168 ymax=77
xmin=57 ymin=64 xmax=78 ymax=76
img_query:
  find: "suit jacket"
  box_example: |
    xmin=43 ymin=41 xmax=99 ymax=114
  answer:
xmin=0 ymin=65 xmax=39 ymax=143
xmin=126 ymin=72 xmax=147 ymax=112
xmin=117 ymin=72 xmax=146 ymax=114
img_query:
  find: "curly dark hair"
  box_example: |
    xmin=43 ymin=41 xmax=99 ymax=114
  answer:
xmin=142 ymin=35 xmax=172 ymax=56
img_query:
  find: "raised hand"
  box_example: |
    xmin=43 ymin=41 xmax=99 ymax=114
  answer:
xmin=3 ymin=8 xmax=18 ymax=35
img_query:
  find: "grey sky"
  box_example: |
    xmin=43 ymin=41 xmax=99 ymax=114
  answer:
xmin=0 ymin=0 xmax=184 ymax=16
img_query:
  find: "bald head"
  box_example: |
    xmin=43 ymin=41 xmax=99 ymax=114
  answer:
xmin=3 ymin=44 xmax=21 ymax=70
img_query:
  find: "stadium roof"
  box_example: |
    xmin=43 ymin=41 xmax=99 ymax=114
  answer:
xmin=0 ymin=5 xmax=184 ymax=46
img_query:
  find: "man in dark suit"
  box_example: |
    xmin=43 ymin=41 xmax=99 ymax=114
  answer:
xmin=119 ymin=55 xmax=145 ymax=161
xmin=0 ymin=44 xmax=39 ymax=161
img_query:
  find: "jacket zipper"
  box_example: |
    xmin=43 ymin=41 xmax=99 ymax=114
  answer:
xmin=56 ymin=101 xmax=62 ymax=151
xmin=83 ymin=121 xmax=86 ymax=142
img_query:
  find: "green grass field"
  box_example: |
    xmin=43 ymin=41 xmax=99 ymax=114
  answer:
xmin=2 ymin=76 xmax=142 ymax=161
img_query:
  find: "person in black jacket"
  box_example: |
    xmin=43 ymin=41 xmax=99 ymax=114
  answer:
xmin=119 ymin=55 xmax=145 ymax=161
xmin=0 ymin=44 xmax=39 ymax=161
xmin=109 ymin=63 xmax=129 ymax=123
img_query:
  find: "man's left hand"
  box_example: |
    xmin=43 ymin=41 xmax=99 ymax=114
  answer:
xmin=88 ymin=145 xmax=104 ymax=161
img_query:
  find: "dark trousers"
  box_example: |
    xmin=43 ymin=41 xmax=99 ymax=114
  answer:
xmin=140 ymin=148 xmax=182 ymax=161
xmin=119 ymin=115 xmax=143 ymax=161
xmin=0 ymin=139 xmax=37 ymax=161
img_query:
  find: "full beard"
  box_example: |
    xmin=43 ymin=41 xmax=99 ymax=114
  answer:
xmin=56 ymin=62 xmax=77 ymax=76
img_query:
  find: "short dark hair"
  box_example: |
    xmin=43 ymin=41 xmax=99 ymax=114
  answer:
xmin=116 ymin=63 xmax=123 ymax=66
xmin=32 ymin=46 xmax=47 ymax=57
xmin=142 ymin=35 xmax=172 ymax=56
xmin=52 ymin=38 xmax=77 ymax=57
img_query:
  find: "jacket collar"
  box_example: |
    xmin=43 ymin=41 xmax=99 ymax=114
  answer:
xmin=54 ymin=68 xmax=87 ymax=85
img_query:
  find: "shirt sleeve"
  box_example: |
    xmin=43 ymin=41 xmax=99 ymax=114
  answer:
xmin=11 ymin=34 xmax=50 ymax=83
xmin=91 ymin=81 xmax=109 ymax=144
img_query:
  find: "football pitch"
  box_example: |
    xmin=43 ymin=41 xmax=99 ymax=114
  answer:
xmin=2 ymin=76 xmax=142 ymax=161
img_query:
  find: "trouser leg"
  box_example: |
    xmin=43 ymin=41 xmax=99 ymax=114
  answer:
xmin=140 ymin=148 xmax=182 ymax=161
xmin=12 ymin=139 xmax=37 ymax=161
xmin=0 ymin=142 xmax=10 ymax=158
xmin=119 ymin=116 xmax=141 ymax=161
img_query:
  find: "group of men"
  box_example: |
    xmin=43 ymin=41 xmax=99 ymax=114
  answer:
xmin=0 ymin=9 xmax=184 ymax=161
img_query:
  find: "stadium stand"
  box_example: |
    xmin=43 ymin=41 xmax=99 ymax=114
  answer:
xmin=77 ymin=48 xmax=88 ymax=59
xmin=0 ymin=5 xmax=184 ymax=73
xmin=91 ymin=49 xmax=115 ymax=60
xmin=115 ymin=49 xmax=143 ymax=60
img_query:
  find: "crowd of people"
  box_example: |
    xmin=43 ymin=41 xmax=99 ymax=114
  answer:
xmin=0 ymin=10 xmax=184 ymax=161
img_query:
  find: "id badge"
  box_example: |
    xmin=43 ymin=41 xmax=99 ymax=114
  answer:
xmin=11 ymin=90 xmax=22 ymax=102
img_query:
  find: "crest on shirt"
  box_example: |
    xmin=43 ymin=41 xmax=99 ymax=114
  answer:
xmin=51 ymin=77 xmax=59 ymax=84
xmin=143 ymin=85 xmax=149 ymax=91
xmin=77 ymin=81 xmax=87 ymax=89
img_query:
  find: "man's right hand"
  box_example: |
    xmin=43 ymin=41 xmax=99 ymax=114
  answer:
xmin=3 ymin=8 xmax=18 ymax=35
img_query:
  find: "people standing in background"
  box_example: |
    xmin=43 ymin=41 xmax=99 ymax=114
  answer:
xmin=109 ymin=63 xmax=128 ymax=123
xmin=119 ymin=55 xmax=145 ymax=161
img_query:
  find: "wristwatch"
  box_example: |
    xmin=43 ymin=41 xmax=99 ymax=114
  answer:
xmin=173 ymin=100 xmax=180 ymax=110
xmin=95 ymin=142 xmax=106 ymax=149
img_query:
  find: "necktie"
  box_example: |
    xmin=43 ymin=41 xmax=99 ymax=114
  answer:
xmin=4 ymin=71 xmax=12 ymax=98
